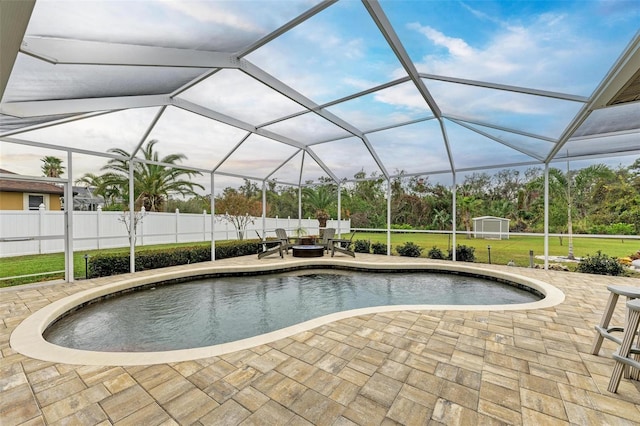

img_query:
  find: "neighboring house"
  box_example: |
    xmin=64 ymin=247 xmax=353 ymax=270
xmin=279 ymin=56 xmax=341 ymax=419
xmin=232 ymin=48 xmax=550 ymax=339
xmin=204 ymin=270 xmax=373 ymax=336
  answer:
xmin=73 ymin=186 xmax=105 ymax=211
xmin=0 ymin=169 xmax=64 ymax=210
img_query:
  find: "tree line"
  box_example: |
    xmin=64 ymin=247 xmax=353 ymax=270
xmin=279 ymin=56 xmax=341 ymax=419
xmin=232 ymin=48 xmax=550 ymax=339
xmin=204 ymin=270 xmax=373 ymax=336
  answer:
xmin=42 ymin=141 xmax=639 ymax=236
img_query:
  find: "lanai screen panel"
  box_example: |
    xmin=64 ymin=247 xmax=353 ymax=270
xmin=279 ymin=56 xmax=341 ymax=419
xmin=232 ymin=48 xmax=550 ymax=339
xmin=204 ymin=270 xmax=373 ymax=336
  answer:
xmin=456 ymin=122 xmax=556 ymax=161
xmin=445 ymin=121 xmax=540 ymax=170
xmin=215 ymin=134 xmax=300 ymax=181
xmin=1 ymin=0 xmax=639 ymax=189
xmin=144 ymin=106 xmax=250 ymax=172
xmin=312 ymin=136 xmax=384 ymax=181
xmin=262 ymin=112 xmax=353 ymax=145
xmin=177 ymin=70 xmax=306 ymax=126
xmin=426 ymin=80 xmax=586 ymax=140
xmin=367 ymin=120 xmax=451 ymax=175
xmin=3 ymin=54 xmax=209 ymax=102
xmin=383 ymin=1 xmax=637 ymax=96
xmin=0 ymin=113 xmax=79 ymax=134
xmin=325 ymin=81 xmax=434 ymax=132
xmin=269 ymin=150 xmax=331 ymax=186
xmin=13 ymin=108 xmax=162 ymax=153
xmin=246 ymin=0 xmax=408 ymax=106
xmin=25 ymin=0 xmax=319 ymax=52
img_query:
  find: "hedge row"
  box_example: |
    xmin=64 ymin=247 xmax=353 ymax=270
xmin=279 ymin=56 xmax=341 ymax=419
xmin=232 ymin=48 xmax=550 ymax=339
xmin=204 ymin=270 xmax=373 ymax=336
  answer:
xmin=88 ymin=240 xmax=261 ymax=278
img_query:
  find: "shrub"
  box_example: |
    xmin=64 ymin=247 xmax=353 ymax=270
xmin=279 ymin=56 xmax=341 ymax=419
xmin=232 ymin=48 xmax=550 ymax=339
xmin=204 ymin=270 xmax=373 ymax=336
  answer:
xmin=391 ymin=223 xmax=413 ymax=230
xmin=396 ymin=241 xmax=423 ymax=257
xmin=353 ymin=239 xmax=371 ymax=253
xmin=371 ymin=242 xmax=387 ymax=255
xmin=427 ymin=246 xmax=445 ymax=260
xmin=447 ymin=245 xmax=475 ymax=262
xmin=576 ymin=251 xmax=625 ymax=276
xmin=89 ymin=241 xmax=260 ymax=278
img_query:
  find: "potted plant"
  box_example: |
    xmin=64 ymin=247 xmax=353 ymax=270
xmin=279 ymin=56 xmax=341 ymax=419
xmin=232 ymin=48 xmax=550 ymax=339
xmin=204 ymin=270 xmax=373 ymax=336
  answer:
xmin=294 ymin=227 xmax=314 ymax=245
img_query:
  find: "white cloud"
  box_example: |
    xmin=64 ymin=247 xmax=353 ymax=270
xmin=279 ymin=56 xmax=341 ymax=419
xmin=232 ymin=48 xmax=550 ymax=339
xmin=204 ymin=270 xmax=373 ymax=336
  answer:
xmin=406 ymin=12 xmax=599 ymax=94
xmin=407 ymin=23 xmax=475 ymax=58
xmin=157 ymin=0 xmax=265 ymax=34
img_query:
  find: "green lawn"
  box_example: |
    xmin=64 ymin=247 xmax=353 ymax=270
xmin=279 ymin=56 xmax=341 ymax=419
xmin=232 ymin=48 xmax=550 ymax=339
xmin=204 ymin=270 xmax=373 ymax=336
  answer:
xmin=0 ymin=241 xmax=213 ymax=287
xmin=1 ymin=234 xmax=638 ymax=287
xmin=353 ymin=232 xmax=638 ymax=267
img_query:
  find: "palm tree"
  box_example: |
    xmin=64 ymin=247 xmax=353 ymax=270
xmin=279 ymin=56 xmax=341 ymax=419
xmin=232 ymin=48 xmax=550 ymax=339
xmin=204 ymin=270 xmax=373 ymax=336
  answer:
xmin=41 ymin=156 xmax=64 ymax=178
xmin=303 ymin=185 xmax=334 ymax=230
xmin=80 ymin=140 xmax=204 ymax=212
xmin=75 ymin=172 xmax=123 ymax=208
xmin=458 ymin=195 xmax=482 ymax=238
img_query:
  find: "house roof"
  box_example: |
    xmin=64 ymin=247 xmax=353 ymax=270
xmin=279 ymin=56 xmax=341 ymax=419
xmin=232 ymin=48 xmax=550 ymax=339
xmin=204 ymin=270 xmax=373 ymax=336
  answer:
xmin=0 ymin=169 xmax=64 ymax=194
xmin=473 ymin=216 xmax=510 ymax=221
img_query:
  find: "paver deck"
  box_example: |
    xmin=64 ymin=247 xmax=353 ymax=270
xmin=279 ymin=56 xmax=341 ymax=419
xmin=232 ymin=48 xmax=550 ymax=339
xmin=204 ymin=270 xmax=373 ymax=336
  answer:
xmin=1 ymin=254 xmax=639 ymax=425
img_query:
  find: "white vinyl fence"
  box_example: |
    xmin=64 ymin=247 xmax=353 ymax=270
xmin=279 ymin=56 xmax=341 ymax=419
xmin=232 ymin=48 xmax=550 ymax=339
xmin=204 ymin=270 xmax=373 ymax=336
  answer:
xmin=0 ymin=207 xmax=351 ymax=257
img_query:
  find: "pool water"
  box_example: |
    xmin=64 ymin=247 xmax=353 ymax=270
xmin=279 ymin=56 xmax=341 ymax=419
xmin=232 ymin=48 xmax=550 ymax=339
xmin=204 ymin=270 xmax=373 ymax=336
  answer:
xmin=44 ymin=270 xmax=539 ymax=352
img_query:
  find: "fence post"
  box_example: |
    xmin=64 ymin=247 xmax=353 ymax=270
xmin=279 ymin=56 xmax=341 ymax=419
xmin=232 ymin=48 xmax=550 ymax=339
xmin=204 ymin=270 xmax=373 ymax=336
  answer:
xmin=97 ymin=205 xmax=102 ymax=249
xmin=175 ymin=208 xmax=180 ymax=243
xmin=38 ymin=203 xmax=45 ymax=254
xmin=139 ymin=207 xmax=145 ymax=246
xmin=203 ymin=209 xmax=207 ymax=242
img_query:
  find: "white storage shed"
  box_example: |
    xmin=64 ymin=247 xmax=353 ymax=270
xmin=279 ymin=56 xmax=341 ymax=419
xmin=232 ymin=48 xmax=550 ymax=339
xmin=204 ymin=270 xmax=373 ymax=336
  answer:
xmin=473 ymin=216 xmax=510 ymax=240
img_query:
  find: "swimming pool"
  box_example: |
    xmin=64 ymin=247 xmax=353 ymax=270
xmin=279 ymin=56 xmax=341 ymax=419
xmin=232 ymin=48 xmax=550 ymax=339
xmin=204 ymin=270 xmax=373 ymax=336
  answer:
xmin=10 ymin=259 xmax=565 ymax=365
xmin=43 ymin=269 xmax=541 ymax=352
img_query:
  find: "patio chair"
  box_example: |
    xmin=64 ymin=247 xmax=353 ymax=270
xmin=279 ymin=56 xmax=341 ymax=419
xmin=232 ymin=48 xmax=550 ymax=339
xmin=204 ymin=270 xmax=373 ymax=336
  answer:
xmin=319 ymin=228 xmax=336 ymax=253
xmin=330 ymin=232 xmax=356 ymax=257
xmin=256 ymin=231 xmax=283 ymax=259
xmin=608 ymin=299 xmax=640 ymax=393
xmin=275 ymin=228 xmax=294 ymax=254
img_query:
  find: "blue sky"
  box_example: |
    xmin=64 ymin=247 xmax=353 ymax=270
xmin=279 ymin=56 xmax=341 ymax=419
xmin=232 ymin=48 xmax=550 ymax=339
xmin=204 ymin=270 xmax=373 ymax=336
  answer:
xmin=1 ymin=0 xmax=639 ymax=193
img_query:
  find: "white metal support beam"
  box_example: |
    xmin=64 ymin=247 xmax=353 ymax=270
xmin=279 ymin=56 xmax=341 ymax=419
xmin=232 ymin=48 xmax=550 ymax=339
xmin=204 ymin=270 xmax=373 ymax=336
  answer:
xmin=1 ymin=95 xmax=169 ymax=117
xmin=210 ymin=173 xmax=216 ymax=261
xmin=238 ymin=0 xmax=339 ymax=57
xmin=65 ymin=150 xmax=74 ymax=282
xmin=386 ymin=178 xmax=391 ymax=255
xmin=128 ymin=161 xmax=135 ymax=274
xmin=546 ymin=33 xmax=640 ymax=162
xmin=240 ymin=60 xmax=390 ymax=179
xmin=444 ymin=113 xmax=557 ymax=143
xmin=362 ymin=0 xmax=441 ymax=118
xmin=544 ymin=164 xmax=549 ymax=270
xmin=0 ymin=0 xmax=35 ymax=99
xmin=420 ymin=73 xmax=589 ymax=103
xmin=447 ymin=117 xmax=545 ymax=161
xmin=21 ymin=37 xmax=240 ymax=68
xmin=451 ymin=172 xmax=457 ymax=261
xmin=0 ymin=111 xmax=113 ymax=138
xmin=175 ymin=98 xmax=340 ymax=182
xmin=438 ymin=119 xmax=456 ymax=174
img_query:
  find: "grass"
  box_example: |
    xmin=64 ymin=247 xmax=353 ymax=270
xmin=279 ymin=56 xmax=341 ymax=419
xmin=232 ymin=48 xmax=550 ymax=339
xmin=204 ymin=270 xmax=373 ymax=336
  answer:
xmin=354 ymin=232 xmax=638 ymax=267
xmin=0 ymin=241 xmax=213 ymax=288
xmin=1 ymin=233 xmax=638 ymax=287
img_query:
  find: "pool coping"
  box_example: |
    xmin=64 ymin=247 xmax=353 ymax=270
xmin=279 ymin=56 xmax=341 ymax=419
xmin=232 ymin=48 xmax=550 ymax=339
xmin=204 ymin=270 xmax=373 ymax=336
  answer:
xmin=10 ymin=258 xmax=565 ymax=366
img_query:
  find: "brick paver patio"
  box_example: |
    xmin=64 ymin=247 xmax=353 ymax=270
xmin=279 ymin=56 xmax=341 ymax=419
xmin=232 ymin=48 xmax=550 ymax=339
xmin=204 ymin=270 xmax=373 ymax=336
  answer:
xmin=1 ymin=254 xmax=639 ymax=425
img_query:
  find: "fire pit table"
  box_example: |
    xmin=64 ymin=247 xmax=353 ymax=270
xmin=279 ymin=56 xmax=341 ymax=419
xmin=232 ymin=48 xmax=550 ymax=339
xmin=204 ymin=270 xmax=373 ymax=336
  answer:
xmin=292 ymin=245 xmax=324 ymax=258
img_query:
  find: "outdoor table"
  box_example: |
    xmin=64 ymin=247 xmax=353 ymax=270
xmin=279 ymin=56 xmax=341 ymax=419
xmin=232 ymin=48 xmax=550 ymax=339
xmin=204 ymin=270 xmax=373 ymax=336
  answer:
xmin=292 ymin=245 xmax=324 ymax=258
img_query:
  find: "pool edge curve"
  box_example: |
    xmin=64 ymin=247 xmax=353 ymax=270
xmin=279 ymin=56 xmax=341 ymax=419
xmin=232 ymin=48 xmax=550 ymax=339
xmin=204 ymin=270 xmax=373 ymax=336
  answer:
xmin=10 ymin=258 xmax=565 ymax=366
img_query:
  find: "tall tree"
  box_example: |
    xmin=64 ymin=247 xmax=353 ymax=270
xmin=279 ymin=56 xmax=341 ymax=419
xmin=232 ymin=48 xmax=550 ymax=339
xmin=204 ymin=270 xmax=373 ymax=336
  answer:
xmin=215 ymin=190 xmax=262 ymax=240
xmin=458 ymin=195 xmax=482 ymax=238
xmin=303 ymin=185 xmax=334 ymax=229
xmin=97 ymin=139 xmax=204 ymax=212
xmin=41 ymin=156 xmax=65 ymax=178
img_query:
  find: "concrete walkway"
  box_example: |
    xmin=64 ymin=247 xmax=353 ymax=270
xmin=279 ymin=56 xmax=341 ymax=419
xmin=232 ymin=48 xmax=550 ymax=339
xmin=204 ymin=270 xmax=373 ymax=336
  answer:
xmin=1 ymin=254 xmax=639 ymax=425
